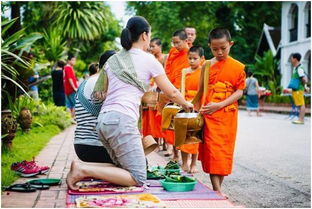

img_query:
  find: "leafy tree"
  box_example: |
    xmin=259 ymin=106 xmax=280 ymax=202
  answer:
xmin=22 ymin=1 xmax=121 ymax=65
xmin=227 ymin=2 xmax=281 ymax=64
xmin=127 ymin=1 xmax=216 ymax=54
xmin=127 ymin=1 xmax=281 ymax=64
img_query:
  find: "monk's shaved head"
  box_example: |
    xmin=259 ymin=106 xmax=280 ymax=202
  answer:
xmin=208 ymin=28 xmax=231 ymax=43
xmin=173 ymin=29 xmax=188 ymax=40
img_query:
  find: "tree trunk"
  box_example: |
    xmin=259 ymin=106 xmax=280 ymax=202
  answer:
xmin=8 ymin=2 xmax=21 ymax=36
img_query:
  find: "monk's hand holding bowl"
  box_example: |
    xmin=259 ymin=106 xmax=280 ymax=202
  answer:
xmin=200 ymin=102 xmax=224 ymax=115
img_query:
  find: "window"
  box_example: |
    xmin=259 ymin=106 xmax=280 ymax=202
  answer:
xmin=304 ymin=51 xmax=311 ymax=83
xmin=304 ymin=2 xmax=311 ymax=38
xmin=288 ymin=4 xmax=298 ymax=42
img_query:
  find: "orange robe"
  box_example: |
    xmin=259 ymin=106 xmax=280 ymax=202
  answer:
xmin=142 ymin=107 xmax=164 ymax=138
xmin=163 ymin=47 xmax=189 ymax=145
xmin=198 ymin=56 xmax=246 ymax=175
xmin=142 ymin=79 xmax=164 ymax=138
xmin=178 ymin=68 xmax=201 ymax=154
xmin=165 ymin=47 xmax=190 ymax=89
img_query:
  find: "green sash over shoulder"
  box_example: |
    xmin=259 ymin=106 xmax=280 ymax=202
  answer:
xmin=92 ymin=49 xmax=148 ymax=100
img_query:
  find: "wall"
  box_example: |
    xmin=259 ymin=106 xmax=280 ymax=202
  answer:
xmin=280 ymin=1 xmax=311 ymax=88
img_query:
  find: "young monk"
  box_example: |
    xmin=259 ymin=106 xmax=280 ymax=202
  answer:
xmin=150 ymin=38 xmax=168 ymax=66
xmin=164 ymin=29 xmax=190 ymax=161
xmin=147 ymin=38 xmax=168 ymax=150
xmin=197 ymin=28 xmax=246 ymax=194
xmin=166 ymin=29 xmax=190 ymax=89
xmin=178 ymin=46 xmax=205 ymax=173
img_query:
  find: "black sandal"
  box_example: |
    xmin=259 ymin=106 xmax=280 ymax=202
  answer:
xmin=4 ymin=183 xmax=36 ymax=192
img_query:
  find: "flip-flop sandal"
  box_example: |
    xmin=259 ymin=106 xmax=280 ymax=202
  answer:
xmin=4 ymin=183 xmax=36 ymax=192
xmin=27 ymin=178 xmax=61 ymax=186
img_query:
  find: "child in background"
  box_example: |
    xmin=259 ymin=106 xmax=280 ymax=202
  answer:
xmin=178 ymin=46 xmax=205 ymax=173
xmin=197 ymin=28 xmax=246 ymax=194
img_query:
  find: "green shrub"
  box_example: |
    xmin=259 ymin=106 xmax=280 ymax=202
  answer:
xmin=38 ymin=67 xmax=53 ymax=104
xmin=74 ymin=59 xmax=87 ymax=79
xmin=4 ymin=95 xmax=72 ymax=132
xmin=34 ymin=103 xmax=72 ymax=130
xmin=265 ymin=95 xmax=291 ymax=104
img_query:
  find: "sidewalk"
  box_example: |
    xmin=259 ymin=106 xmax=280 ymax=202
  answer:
xmin=239 ymin=104 xmax=311 ymax=115
xmin=1 ymin=125 xmax=239 ymax=208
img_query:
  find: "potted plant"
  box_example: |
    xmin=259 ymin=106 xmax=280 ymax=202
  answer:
xmin=1 ymin=109 xmax=17 ymax=149
xmin=18 ymin=107 xmax=32 ymax=132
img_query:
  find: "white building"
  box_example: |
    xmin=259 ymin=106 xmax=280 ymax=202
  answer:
xmin=256 ymin=2 xmax=311 ymax=89
xmin=280 ymin=1 xmax=311 ymax=88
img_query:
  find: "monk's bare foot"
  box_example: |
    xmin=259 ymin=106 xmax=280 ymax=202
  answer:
xmin=189 ymin=165 xmax=199 ymax=173
xmin=181 ymin=163 xmax=189 ymax=172
xmin=66 ymin=160 xmax=86 ymax=190
xmin=172 ymin=156 xmax=179 ymax=162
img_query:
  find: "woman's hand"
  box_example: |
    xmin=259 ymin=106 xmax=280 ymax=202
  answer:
xmin=199 ymin=102 xmax=223 ymax=115
xmin=181 ymin=101 xmax=194 ymax=112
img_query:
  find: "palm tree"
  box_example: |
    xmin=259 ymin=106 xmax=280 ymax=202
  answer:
xmin=42 ymin=27 xmax=67 ymax=63
xmin=52 ymin=2 xmax=111 ymax=42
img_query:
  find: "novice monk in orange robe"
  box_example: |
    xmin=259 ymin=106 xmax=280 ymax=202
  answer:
xmin=164 ymin=29 xmax=189 ymax=161
xmin=141 ymin=79 xmax=163 ymax=139
xmin=178 ymin=46 xmax=205 ymax=173
xmin=142 ymin=38 xmax=168 ymax=144
xmin=165 ymin=29 xmax=190 ymax=89
xmin=197 ymin=28 xmax=246 ymax=194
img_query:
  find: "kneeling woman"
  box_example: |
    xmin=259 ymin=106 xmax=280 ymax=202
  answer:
xmin=66 ymin=16 xmax=193 ymax=190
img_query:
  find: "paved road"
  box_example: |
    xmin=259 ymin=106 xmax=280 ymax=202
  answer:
xmin=192 ymin=111 xmax=311 ymax=208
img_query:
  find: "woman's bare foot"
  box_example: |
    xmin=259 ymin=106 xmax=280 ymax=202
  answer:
xmin=181 ymin=163 xmax=189 ymax=172
xmin=218 ymin=191 xmax=229 ymax=199
xmin=66 ymin=160 xmax=86 ymax=190
xmin=189 ymin=165 xmax=199 ymax=173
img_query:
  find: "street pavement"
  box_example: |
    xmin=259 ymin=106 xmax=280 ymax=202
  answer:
xmin=2 ymin=110 xmax=310 ymax=208
xmin=190 ymin=110 xmax=311 ymax=208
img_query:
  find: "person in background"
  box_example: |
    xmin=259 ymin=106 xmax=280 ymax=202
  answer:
xmin=28 ymin=71 xmax=40 ymax=100
xmin=245 ymin=71 xmax=261 ymax=116
xmin=51 ymin=60 xmax=66 ymax=106
xmin=146 ymin=37 xmax=168 ymax=151
xmin=63 ymin=54 xmax=78 ymax=119
xmin=185 ymin=27 xmax=197 ymax=48
xmin=290 ymin=53 xmax=307 ymax=124
xmin=74 ymin=51 xmax=115 ymax=163
xmin=149 ymin=38 xmax=168 ymax=67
